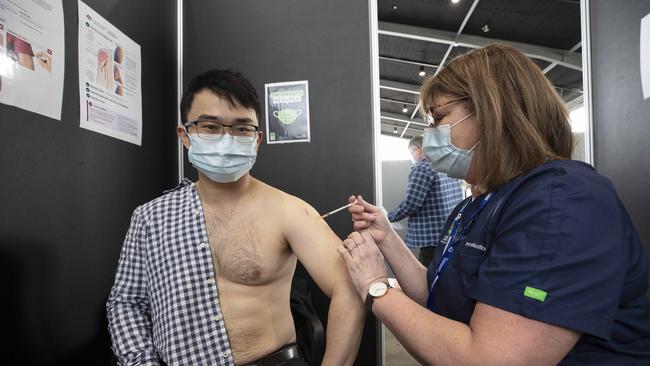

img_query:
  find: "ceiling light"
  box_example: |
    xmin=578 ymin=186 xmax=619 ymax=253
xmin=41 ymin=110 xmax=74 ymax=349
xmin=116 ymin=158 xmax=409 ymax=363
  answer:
xmin=418 ymin=66 xmax=426 ymax=77
xmin=451 ymin=0 xmax=460 ymax=3
xmin=393 ymin=127 xmax=398 ymax=134
xmin=392 ymin=4 xmax=398 ymax=10
xmin=402 ymin=105 xmax=408 ymax=113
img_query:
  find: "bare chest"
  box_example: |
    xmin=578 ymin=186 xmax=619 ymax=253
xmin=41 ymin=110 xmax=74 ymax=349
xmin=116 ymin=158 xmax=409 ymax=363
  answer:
xmin=203 ymin=209 xmax=290 ymax=285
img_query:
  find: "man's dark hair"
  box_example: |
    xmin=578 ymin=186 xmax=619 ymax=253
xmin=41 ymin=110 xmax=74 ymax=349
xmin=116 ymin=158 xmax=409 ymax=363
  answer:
xmin=180 ymin=69 xmax=261 ymax=123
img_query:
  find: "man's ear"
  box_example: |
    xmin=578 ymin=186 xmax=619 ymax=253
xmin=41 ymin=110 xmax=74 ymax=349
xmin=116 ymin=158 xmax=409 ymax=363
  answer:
xmin=417 ymin=146 xmax=426 ymax=160
xmin=177 ymin=124 xmax=190 ymax=149
xmin=255 ymin=131 xmax=264 ymax=151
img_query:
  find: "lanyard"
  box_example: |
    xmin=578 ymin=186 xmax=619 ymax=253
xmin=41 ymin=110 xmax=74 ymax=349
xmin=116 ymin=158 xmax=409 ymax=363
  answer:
xmin=426 ymin=192 xmax=493 ymax=311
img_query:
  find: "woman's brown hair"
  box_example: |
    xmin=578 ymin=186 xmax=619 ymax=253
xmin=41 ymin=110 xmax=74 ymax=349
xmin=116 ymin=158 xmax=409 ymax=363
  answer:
xmin=419 ymin=44 xmax=573 ymax=192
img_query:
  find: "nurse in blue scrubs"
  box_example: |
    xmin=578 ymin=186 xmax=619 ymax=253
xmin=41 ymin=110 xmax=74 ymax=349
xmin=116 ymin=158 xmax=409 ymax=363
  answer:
xmin=339 ymin=44 xmax=650 ymax=365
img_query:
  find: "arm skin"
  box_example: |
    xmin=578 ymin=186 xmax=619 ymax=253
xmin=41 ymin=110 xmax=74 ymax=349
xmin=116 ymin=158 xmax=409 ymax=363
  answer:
xmin=283 ymin=196 xmax=366 ymax=366
xmin=339 ymin=231 xmax=582 ymax=366
xmin=349 ymin=195 xmax=430 ymax=304
xmin=377 ymin=232 xmax=430 ymax=305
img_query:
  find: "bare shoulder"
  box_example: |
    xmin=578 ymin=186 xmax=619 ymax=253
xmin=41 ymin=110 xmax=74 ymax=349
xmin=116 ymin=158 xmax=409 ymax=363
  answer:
xmin=251 ymin=179 xmax=321 ymax=222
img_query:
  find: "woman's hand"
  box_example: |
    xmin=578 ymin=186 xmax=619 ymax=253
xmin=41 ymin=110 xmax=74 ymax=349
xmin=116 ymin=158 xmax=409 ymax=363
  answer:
xmin=347 ymin=195 xmax=397 ymax=246
xmin=337 ymin=231 xmax=388 ymax=301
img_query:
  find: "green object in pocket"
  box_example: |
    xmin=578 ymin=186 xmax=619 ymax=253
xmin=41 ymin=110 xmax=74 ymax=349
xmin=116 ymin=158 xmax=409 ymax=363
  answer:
xmin=524 ymin=286 xmax=547 ymax=302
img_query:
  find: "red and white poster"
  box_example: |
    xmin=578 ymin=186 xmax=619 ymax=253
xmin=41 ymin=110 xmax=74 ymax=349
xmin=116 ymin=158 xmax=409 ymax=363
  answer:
xmin=0 ymin=0 xmax=64 ymax=120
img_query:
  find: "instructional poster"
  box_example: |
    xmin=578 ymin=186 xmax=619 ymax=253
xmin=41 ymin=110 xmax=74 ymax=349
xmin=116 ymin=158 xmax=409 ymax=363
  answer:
xmin=265 ymin=80 xmax=310 ymax=144
xmin=78 ymin=0 xmax=142 ymax=145
xmin=0 ymin=0 xmax=64 ymax=120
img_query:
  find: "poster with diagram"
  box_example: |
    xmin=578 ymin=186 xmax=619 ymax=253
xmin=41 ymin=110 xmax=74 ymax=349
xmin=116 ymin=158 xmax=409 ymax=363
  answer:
xmin=265 ymin=80 xmax=310 ymax=144
xmin=0 ymin=0 xmax=64 ymax=120
xmin=78 ymin=0 xmax=142 ymax=145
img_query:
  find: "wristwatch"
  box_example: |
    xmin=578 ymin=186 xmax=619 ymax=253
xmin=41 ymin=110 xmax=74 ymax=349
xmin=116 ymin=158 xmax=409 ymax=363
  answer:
xmin=365 ymin=280 xmax=391 ymax=311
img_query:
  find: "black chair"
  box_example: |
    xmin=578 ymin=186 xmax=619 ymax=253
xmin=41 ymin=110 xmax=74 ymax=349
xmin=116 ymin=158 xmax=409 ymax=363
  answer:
xmin=290 ymin=276 xmax=325 ymax=366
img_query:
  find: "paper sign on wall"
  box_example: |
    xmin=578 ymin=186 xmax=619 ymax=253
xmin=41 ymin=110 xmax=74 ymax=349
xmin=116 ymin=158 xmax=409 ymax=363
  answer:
xmin=78 ymin=1 xmax=142 ymax=145
xmin=265 ymin=80 xmax=310 ymax=144
xmin=0 ymin=0 xmax=65 ymax=120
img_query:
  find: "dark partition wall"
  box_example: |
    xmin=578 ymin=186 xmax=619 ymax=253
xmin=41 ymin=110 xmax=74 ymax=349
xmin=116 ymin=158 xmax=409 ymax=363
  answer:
xmin=183 ymin=1 xmax=377 ymax=364
xmin=0 ymin=0 xmax=177 ymax=364
xmin=589 ymin=0 xmax=650 ymax=270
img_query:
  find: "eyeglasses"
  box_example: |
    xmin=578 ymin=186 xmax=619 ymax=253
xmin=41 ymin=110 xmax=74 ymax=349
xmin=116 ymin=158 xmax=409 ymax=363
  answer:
xmin=425 ymin=95 xmax=468 ymax=127
xmin=184 ymin=120 xmax=259 ymax=142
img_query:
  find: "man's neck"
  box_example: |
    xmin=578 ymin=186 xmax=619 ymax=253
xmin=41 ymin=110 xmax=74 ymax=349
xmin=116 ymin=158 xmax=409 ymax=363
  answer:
xmin=195 ymin=173 xmax=254 ymax=207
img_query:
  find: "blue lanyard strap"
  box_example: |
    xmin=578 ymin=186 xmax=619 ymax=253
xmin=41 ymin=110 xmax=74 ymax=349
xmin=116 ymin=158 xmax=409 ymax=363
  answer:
xmin=426 ymin=192 xmax=493 ymax=311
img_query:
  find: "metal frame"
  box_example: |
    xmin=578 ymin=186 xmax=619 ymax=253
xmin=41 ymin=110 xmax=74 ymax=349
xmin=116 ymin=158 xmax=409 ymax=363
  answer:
xmin=379 ymin=55 xmax=438 ymax=69
xmin=434 ymin=0 xmax=481 ymax=77
xmin=371 ymin=1 xmax=593 ymax=364
xmin=378 ymin=2 xmax=586 ymax=142
xmin=380 ymin=79 xmax=420 ymax=94
xmin=379 ymin=21 xmax=583 ymax=71
xmin=543 ymin=41 xmax=582 ymax=74
xmin=368 ymin=0 xmax=385 ymax=364
xmin=177 ymin=0 xmax=184 ymax=183
xmin=399 ymin=0 xmax=481 ymax=137
xmin=580 ymin=0 xmax=594 ymax=164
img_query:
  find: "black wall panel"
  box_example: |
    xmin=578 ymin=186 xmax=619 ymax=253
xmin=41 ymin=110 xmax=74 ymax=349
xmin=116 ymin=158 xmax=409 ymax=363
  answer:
xmin=0 ymin=0 xmax=177 ymax=364
xmin=590 ymin=0 xmax=650 ymax=273
xmin=183 ymin=1 xmax=378 ymax=364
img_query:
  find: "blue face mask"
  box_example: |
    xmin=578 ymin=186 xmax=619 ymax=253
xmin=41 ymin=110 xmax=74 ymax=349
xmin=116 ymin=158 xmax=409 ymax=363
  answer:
xmin=186 ymin=132 xmax=257 ymax=183
xmin=422 ymin=113 xmax=478 ymax=180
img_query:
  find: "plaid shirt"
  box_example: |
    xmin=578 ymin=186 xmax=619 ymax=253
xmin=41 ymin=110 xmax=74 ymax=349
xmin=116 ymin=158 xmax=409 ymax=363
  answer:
xmin=388 ymin=160 xmax=463 ymax=248
xmin=106 ymin=179 xmax=234 ymax=365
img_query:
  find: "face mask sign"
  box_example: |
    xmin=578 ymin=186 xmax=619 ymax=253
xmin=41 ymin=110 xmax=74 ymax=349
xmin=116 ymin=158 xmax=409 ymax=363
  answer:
xmin=185 ymin=130 xmax=257 ymax=183
xmin=422 ymin=113 xmax=478 ymax=180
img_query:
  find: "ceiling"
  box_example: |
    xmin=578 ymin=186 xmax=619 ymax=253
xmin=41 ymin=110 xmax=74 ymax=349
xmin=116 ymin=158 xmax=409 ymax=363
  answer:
xmin=377 ymin=0 xmax=583 ymax=139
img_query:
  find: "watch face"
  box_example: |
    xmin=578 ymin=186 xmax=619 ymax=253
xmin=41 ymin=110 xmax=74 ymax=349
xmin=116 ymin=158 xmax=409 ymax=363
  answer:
xmin=369 ymin=282 xmax=388 ymax=297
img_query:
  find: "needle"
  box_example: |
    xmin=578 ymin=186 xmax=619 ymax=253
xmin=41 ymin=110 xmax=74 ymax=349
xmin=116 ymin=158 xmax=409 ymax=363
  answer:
xmin=321 ymin=202 xmax=356 ymax=219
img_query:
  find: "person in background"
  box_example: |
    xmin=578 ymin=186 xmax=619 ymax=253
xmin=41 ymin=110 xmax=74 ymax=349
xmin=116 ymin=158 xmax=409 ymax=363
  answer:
xmin=340 ymin=44 xmax=650 ymax=365
xmin=107 ymin=69 xmax=364 ymax=366
xmin=387 ymin=135 xmax=463 ymax=266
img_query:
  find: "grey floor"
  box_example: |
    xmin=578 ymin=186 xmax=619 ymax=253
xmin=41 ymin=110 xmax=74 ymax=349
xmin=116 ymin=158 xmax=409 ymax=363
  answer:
xmin=384 ymin=326 xmax=420 ymax=365
xmin=383 ymin=239 xmax=422 ymax=365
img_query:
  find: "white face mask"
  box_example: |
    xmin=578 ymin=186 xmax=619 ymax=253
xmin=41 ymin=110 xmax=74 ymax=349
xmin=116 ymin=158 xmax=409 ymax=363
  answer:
xmin=186 ymin=132 xmax=257 ymax=183
xmin=422 ymin=113 xmax=478 ymax=179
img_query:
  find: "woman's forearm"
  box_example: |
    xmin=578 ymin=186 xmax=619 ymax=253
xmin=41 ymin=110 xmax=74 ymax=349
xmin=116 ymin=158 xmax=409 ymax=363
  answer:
xmin=379 ymin=233 xmax=429 ymax=304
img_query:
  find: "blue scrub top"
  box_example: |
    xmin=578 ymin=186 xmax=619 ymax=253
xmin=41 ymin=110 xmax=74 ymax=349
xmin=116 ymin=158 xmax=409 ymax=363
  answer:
xmin=427 ymin=160 xmax=650 ymax=365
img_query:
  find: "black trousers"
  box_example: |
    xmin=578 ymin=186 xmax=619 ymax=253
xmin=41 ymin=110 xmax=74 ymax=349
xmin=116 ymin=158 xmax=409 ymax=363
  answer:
xmin=278 ymin=359 xmax=309 ymax=366
xmin=244 ymin=343 xmax=309 ymax=366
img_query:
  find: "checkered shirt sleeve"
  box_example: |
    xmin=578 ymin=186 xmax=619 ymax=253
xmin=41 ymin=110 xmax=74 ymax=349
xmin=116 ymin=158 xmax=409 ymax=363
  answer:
xmin=107 ymin=209 xmax=160 ymax=365
xmin=388 ymin=162 xmax=433 ymax=222
xmin=388 ymin=161 xmax=463 ymax=247
xmin=106 ymin=179 xmax=235 ymax=365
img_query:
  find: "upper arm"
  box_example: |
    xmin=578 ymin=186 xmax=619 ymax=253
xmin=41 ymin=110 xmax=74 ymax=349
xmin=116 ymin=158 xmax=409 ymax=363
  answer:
xmin=467 ymin=302 xmax=580 ymax=366
xmin=282 ymin=196 xmax=350 ymax=298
